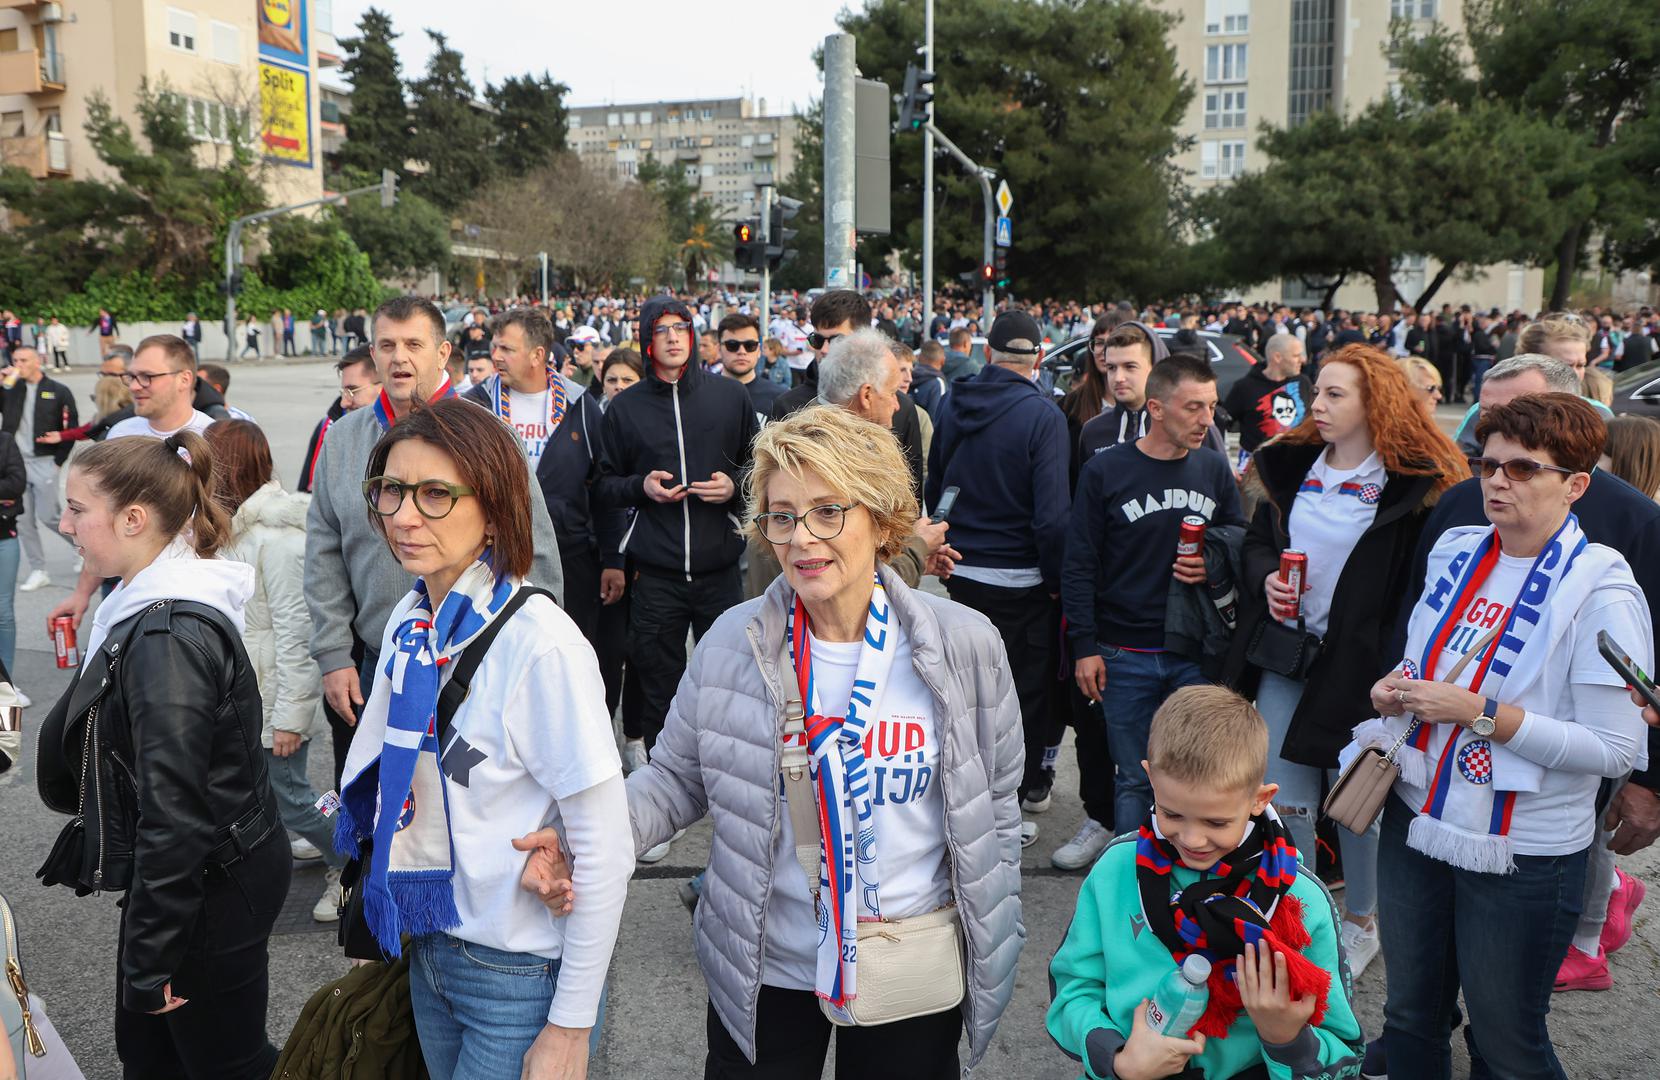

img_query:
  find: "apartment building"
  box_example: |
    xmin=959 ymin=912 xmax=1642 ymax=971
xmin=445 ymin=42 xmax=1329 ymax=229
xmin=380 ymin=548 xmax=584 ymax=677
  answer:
xmin=0 ymin=0 xmax=331 ymax=207
xmin=566 ymin=96 xmax=798 ymax=221
xmin=1156 ymin=0 xmax=1544 ymax=313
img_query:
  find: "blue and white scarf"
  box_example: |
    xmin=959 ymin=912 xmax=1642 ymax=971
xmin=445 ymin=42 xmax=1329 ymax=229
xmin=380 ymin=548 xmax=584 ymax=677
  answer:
xmin=786 ymin=575 xmax=897 ymax=1015
xmin=334 ymin=556 xmax=517 ymax=956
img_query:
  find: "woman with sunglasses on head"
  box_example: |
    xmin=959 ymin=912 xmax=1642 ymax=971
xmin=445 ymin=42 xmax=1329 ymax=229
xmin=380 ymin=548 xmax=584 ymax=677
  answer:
xmin=335 ymin=398 xmax=631 ymax=1080
xmin=1224 ymin=344 xmax=1467 ymax=978
xmin=1399 ymin=355 xmax=1444 ymax=418
xmin=1354 ymin=393 xmax=1650 ymax=1080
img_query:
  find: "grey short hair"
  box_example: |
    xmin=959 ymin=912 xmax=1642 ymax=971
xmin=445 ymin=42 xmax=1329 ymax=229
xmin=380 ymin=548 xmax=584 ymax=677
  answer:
xmin=818 ymin=328 xmax=895 ymax=407
xmin=1264 ymin=332 xmax=1300 ymax=361
xmin=1483 ymin=353 xmax=1580 ymax=395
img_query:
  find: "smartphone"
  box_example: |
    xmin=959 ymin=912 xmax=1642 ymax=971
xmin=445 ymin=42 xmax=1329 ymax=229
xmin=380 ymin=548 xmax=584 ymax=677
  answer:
xmin=930 ymin=486 xmax=960 ymax=524
xmin=1598 ymin=630 xmax=1660 ymax=714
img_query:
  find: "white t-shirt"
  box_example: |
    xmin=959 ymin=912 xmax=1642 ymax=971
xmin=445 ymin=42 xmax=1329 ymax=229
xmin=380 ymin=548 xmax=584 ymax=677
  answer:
xmin=1287 ymin=449 xmax=1385 ymax=637
xmin=105 ymin=410 xmax=215 ymax=441
xmin=761 ymin=624 xmax=953 ymax=990
xmin=1397 ymin=552 xmax=1650 ymax=856
xmin=505 ymin=388 xmax=552 ymax=472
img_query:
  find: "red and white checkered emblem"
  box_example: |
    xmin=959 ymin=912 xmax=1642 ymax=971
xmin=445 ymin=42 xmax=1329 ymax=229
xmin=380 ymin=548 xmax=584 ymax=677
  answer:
xmin=1458 ymin=740 xmax=1494 ymax=785
xmin=1358 ymin=483 xmax=1383 ymax=505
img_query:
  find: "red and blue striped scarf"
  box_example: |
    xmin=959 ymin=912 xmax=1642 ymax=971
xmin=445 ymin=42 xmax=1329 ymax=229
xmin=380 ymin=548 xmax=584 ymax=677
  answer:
xmin=372 ymin=376 xmax=456 ymax=431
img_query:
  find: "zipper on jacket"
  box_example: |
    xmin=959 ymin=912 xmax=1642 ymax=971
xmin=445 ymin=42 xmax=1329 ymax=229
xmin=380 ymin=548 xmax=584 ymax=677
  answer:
xmin=672 ymin=381 xmax=692 ymax=581
xmin=2 ymin=901 xmax=44 ymax=1058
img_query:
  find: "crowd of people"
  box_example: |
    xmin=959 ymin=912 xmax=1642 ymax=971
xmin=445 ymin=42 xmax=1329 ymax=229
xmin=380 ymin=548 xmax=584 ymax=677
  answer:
xmin=1 ymin=285 xmax=1657 ymax=1080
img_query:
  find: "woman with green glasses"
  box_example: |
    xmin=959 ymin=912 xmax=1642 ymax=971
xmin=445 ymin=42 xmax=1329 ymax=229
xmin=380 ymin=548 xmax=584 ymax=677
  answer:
xmin=336 ymin=398 xmax=632 ymax=1080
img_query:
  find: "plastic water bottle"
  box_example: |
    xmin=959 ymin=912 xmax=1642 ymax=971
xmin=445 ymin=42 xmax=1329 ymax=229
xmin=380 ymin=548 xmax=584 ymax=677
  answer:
xmin=1146 ymin=955 xmax=1211 ymax=1037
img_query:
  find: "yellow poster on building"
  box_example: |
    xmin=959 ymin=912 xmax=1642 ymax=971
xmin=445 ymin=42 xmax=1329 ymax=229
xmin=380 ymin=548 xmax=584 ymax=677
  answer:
xmin=259 ymin=61 xmax=311 ymax=167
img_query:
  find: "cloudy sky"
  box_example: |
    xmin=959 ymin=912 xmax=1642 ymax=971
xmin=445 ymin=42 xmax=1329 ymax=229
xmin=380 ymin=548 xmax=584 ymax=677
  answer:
xmin=331 ymin=1 xmax=849 ymax=116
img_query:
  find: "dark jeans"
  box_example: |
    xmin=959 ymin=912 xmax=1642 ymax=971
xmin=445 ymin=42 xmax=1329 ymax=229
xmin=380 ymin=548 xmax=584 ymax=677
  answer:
xmin=561 ymin=543 xmax=602 ymax=646
xmin=1377 ymin=794 xmax=1586 ymax=1080
xmin=595 ymin=571 xmax=644 ymax=738
xmin=1099 ymin=645 xmax=1205 ymax=828
xmin=943 ymin=577 xmax=1063 ymax=799
xmin=629 ymin=566 xmax=741 ymax=747
xmin=703 ymin=986 xmax=961 ymax=1079
xmin=114 ymin=831 xmax=291 ymax=1079
xmin=1070 ymin=684 xmax=1117 ymax=829
xmin=324 ymin=635 xmax=367 ymax=790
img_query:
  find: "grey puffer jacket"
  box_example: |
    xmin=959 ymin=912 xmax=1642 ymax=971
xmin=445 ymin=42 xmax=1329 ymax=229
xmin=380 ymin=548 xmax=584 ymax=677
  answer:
xmin=627 ymin=565 xmax=1026 ymax=1069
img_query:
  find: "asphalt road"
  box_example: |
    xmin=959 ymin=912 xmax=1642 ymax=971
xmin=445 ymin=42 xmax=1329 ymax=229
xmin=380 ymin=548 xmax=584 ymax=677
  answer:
xmin=0 ymin=360 xmax=1654 ymax=1079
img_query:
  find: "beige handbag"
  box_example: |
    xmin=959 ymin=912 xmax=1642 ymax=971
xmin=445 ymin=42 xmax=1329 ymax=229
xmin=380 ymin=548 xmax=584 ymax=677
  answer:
xmin=1322 ymin=624 xmax=1503 ymax=835
xmin=777 ymin=643 xmax=967 ymax=1028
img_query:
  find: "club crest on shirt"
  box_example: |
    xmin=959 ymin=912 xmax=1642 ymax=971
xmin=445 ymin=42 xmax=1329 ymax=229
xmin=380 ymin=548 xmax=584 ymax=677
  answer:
xmin=1401 ymin=658 xmax=1420 ymax=680
xmin=1457 ymin=740 xmax=1494 ymax=785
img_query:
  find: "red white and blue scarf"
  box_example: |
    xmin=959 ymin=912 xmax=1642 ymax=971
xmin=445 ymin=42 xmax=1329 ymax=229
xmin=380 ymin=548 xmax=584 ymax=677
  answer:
xmin=785 ymin=575 xmax=897 ymax=1014
xmin=372 ymin=376 xmax=457 ymax=431
xmin=487 ymin=366 xmax=568 ymax=433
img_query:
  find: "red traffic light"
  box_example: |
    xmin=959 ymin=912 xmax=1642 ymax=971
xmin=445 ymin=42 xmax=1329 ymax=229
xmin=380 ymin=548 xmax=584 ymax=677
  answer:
xmin=735 ymin=222 xmax=754 ymax=243
xmin=981 ymin=263 xmax=994 ymax=281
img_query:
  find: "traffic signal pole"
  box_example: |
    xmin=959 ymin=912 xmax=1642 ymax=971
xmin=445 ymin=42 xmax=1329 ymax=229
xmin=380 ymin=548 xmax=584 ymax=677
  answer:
xmin=922 ymin=0 xmax=935 ymax=331
xmin=759 ymin=184 xmax=773 ymax=339
xmin=924 ymin=122 xmax=996 ymax=331
xmin=823 ymin=33 xmax=857 ymax=290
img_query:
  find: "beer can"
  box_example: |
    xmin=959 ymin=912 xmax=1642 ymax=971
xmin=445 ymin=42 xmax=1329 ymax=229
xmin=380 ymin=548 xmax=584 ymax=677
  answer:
xmin=52 ymin=615 xmax=78 ymax=669
xmin=1177 ymin=515 xmax=1206 ymax=558
xmin=1280 ymin=550 xmax=1308 ymax=620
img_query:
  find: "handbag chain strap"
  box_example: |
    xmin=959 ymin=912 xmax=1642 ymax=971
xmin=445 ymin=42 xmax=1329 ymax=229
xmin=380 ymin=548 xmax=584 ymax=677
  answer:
xmin=1385 ymin=622 xmax=1505 ymax=763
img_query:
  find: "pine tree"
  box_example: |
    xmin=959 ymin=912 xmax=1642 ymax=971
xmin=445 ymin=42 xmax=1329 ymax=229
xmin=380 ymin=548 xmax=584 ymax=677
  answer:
xmin=407 ymin=31 xmax=496 ymax=212
xmin=488 ymin=73 xmax=570 ymax=177
xmin=335 ymin=7 xmax=408 ymax=180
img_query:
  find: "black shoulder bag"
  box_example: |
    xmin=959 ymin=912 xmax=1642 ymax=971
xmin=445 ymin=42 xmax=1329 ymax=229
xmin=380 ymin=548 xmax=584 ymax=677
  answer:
xmin=338 ymin=587 xmax=556 ymax=960
xmin=1244 ymin=612 xmax=1323 ymax=681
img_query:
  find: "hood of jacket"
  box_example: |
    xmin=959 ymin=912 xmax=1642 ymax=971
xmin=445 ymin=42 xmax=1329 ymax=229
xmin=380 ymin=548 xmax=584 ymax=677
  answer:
xmin=83 ymin=535 xmax=254 ymax=661
xmin=232 ymin=480 xmax=310 ymax=536
xmin=943 ymin=363 xmax=1048 ymax=436
xmin=1124 ymin=320 xmax=1172 ymax=363
xmin=638 ymin=295 xmax=703 ymax=390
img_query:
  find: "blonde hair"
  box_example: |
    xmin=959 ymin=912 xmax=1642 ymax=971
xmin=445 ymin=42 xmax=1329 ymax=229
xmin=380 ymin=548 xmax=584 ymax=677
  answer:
xmin=94 ymin=376 xmax=132 ymax=420
xmin=1582 ymin=366 xmax=1613 ymax=406
xmin=1398 ymin=356 xmax=1441 ymax=390
xmin=1518 ymin=314 xmax=1591 ymax=356
xmin=744 ymin=404 xmax=918 ymax=562
xmin=1605 ymin=415 xmax=1660 ymax=499
xmin=1147 ymin=685 xmax=1268 ymax=793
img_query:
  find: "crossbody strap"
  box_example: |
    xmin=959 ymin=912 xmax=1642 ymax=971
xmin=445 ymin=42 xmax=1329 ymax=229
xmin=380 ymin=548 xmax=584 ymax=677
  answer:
xmin=777 ymin=640 xmax=821 ymax=900
xmin=435 ymin=586 xmax=556 ymax=747
xmin=1387 ymin=621 xmax=1505 ymax=761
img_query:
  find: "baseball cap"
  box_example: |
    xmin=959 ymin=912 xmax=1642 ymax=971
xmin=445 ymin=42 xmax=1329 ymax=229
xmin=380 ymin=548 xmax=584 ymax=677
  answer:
xmin=568 ymin=325 xmax=602 ymax=345
xmin=987 ymin=310 xmax=1043 ymax=355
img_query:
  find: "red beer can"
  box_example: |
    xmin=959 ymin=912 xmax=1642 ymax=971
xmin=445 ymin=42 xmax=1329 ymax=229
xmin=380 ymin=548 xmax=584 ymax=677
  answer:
xmin=1177 ymin=515 xmax=1206 ymax=558
xmin=1280 ymin=550 xmax=1308 ymax=620
xmin=52 ymin=615 xmax=78 ymax=669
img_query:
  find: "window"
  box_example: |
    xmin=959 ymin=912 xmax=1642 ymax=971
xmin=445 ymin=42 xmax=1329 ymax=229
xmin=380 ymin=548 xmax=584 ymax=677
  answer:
xmin=1220 ymin=140 xmax=1245 ymax=178
xmin=184 ymin=97 xmax=246 ymax=144
xmin=570 ymin=115 xmax=582 ymax=128
xmin=639 ymin=110 xmax=652 ymax=124
xmin=1391 ymin=0 xmax=1436 ymax=17
xmin=1288 ymin=0 xmax=1336 ymax=125
xmin=211 ymin=21 xmax=238 ymax=65
xmin=315 ymin=0 xmax=333 ymax=34
xmin=1200 ymin=140 xmax=1246 ymax=179
xmin=1204 ymin=89 xmax=1246 ymax=128
xmin=0 ymin=112 xmax=22 ymax=138
xmin=1204 ymin=0 xmax=1250 ymax=34
xmin=167 ymin=8 xmax=197 ymax=53
xmin=1205 ymin=44 xmax=1247 ymax=83
xmin=701 ymin=107 xmax=713 ymax=119
xmin=606 ymin=112 xmax=619 ymax=126
xmin=622 ymin=112 xmax=635 ymax=125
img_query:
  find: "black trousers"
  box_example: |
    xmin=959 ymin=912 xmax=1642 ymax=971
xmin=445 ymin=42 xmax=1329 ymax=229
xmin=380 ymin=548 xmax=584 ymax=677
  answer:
xmin=1070 ymin=682 xmax=1118 ymax=829
xmin=942 ymin=577 xmax=1064 ymax=799
xmin=324 ymin=634 xmax=367 ymax=790
xmin=560 ymin=543 xmax=603 ymax=646
xmin=115 ymin=832 xmax=291 ymax=1080
xmin=595 ymin=566 xmax=646 ymax=738
xmin=629 ymin=566 xmax=742 ymax=747
xmin=704 ymin=987 xmax=962 ymax=1079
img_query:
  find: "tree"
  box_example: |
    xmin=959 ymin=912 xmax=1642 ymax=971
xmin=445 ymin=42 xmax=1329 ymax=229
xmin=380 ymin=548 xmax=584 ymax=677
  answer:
xmin=406 ymin=30 xmax=496 ymax=212
xmin=335 ymin=7 xmax=409 ymax=180
xmin=338 ymin=190 xmax=452 ymax=279
xmin=773 ymin=101 xmax=828 ymax=292
xmin=488 ymin=73 xmax=569 ymax=176
xmin=638 ymin=156 xmax=725 ymax=285
xmin=1393 ymin=0 xmax=1660 ymax=309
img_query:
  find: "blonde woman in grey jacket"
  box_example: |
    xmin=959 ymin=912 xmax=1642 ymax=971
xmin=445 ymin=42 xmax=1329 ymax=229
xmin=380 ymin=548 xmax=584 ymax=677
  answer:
xmin=629 ymin=405 xmax=1025 ymax=1077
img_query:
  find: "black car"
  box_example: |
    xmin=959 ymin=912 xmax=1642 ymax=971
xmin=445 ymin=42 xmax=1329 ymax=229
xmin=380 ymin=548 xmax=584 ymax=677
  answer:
xmin=1613 ymin=360 xmax=1660 ymax=420
xmin=1038 ymin=329 xmax=1262 ymax=403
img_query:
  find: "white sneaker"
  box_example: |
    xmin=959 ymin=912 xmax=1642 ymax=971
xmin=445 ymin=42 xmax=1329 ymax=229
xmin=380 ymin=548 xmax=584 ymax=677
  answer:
xmin=1342 ymin=919 xmax=1381 ymax=978
xmin=1051 ymin=818 xmax=1113 ymax=871
xmin=312 ymin=868 xmax=343 ymax=922
xmin=1019 ymin=820 xmax=1040 ymax=848
xmin=18 ymin=570 xmax=49 ymax=592
xmin=290 ymin=837 xmax=323 ymax=861
xmin=623 ymin=738 xmax=649 ymax=774
xmin=11 ymin=688 xmax=29 ymax=708
xmin=639 ymin=828 xmax=685 ymax=864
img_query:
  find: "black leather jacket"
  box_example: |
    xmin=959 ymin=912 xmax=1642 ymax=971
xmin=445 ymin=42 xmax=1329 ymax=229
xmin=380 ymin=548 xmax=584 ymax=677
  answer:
xmin=37 ymin=599 xmax=280 ymax=1013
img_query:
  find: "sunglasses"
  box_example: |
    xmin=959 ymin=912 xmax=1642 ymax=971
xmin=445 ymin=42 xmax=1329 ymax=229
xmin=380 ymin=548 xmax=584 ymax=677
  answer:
xmin=1467 ymin=456 xmax=1578 ymax=482
xmin=807 ymin=331 xmax=845 ymax=350
xmin=722 ymin=339 xmax=760 ymax=353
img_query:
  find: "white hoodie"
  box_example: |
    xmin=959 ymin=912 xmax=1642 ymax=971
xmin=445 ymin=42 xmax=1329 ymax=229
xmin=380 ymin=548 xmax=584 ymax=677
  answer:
xmin=83 ymin=535 xmax=255 ymax=665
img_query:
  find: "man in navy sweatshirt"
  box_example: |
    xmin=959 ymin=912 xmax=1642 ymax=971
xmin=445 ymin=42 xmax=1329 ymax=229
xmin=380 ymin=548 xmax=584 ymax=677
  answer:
xmin=925 ymin=309 xmax=1070 ymax=843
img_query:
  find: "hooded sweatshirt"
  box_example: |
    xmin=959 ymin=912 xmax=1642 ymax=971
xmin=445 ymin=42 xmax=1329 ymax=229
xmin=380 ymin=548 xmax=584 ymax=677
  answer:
xmin=84 ymin=536 xmax=254 ymax=664
xmin=1077 ymin=321 xmax=1228 ymax=461
xmin=924 ymin=363 xmax=1070 ymax=591
xmin=593 ymin=296 xmax=758 ymax=577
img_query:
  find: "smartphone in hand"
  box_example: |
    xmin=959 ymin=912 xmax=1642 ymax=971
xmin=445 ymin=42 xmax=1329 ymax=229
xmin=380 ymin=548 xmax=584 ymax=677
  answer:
xmin=1598 ymin=630 xmax=1660 ymax=713
xmin=931 ymin=486 xmax=960 ymax=524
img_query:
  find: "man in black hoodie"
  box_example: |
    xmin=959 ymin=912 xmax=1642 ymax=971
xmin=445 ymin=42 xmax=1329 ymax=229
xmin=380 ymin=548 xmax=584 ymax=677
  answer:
xmin=595 ymin=295 xmax=757 ymax=816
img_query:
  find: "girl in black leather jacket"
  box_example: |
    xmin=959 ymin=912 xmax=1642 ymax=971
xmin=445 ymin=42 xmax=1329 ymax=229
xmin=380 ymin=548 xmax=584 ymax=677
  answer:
xmin=36 ymin=428 xmax=288 ymax=1080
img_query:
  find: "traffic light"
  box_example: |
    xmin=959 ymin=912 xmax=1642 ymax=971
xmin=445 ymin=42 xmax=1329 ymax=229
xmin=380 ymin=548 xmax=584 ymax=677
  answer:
xmin=733 ymin=220 xmax=763 ymax=272
xmin=896 ymin=63 xmax=936 ymax=133
xmin=980 ymin=262 xmax=995 ymax=284
xmin=380 ymin=168 xmax=399 ymax=209
xmin=993 ymin=248 xmax=1009 ymax=288
xmin=767 ymin=196 xmax=802 ymax=270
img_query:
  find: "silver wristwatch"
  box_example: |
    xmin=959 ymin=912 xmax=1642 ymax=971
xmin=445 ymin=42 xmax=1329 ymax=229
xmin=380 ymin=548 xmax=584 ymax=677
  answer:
xmin=1470 ymin=696 xmax=1498 ymax=738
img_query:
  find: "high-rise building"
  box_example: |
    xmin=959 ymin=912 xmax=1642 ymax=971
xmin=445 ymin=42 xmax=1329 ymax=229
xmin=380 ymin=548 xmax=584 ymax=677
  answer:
xmin=565 ymin=97 xmax=798 ymax=221
xmin=1155 ymin=0 xmax=1544 ymax=312
xmin=0 ymin=0 xmax=330 ymax=207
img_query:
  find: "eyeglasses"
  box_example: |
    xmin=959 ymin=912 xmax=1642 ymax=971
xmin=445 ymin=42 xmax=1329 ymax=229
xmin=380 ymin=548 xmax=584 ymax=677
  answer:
xmin=340 ymin=382 xmax=380 ymax=402
xmin=755 ymin=503 xmax=854 ymax=545
xmin=1417 ymin=383 xmax=1442 ymax=396
xmin=721 ymin=339 xmax=760 ymax=353
xmin=651 ymin=322 xmax=693 ymax=340
xmin=807 ymin=331 xmax=845 ymax=351
xmin=1089 ymin=338 xmax=1110 ymax=353
xmin=362 ymin=476 xmax=477 ymax=519
xmin=1467 ymin=457 xmax=1578 ymax=483
xmin=118 ymin=369 xmax=187 ymax=389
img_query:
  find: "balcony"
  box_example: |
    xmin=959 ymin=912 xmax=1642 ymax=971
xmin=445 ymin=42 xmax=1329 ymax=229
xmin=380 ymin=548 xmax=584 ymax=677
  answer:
xmin=1 ymin=130 xmax=69 ymax=178
xmin=0 ymin=48 xmax=63 ymax=95
xmin=675 ymin=146 xmax=700 ymax=161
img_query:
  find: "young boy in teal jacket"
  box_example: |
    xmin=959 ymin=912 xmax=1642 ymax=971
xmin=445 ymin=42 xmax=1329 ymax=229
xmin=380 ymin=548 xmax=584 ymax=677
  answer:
xmin=1048 ymin=685 xmax=1364 ymax=1080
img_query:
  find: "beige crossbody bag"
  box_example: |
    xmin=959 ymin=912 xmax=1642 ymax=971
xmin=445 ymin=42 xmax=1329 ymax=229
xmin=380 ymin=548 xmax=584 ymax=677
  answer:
xmin=776 ymin=642 xmax=967 ymax=1027
xmin=1322 ymin=623 xmax=1503 ymax=835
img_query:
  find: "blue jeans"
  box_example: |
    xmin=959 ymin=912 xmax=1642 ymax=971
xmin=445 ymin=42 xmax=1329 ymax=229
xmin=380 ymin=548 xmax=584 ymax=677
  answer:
xmin=409 ymin=934 xmax=604 ymax=1080
xmin=264 ymin=741 xmax=345 ymax=869
xmin=1255 ymin=671 xmax=1378 ymax=917
xmin=0 ymin=536 xmax=17 ymax=673
xmin=1377 ymin=794 xmax=1586 ymax=1080
xmin=1100 ymin=645 xmax=1205 ymax=829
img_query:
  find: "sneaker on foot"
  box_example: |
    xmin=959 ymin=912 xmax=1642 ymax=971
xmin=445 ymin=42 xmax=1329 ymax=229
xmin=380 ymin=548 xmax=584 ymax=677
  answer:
xmin=1554 ymin=945 xmax=1611 ymax=992
xmin=1360 ymin=1037 xmax=1387 ymax=1080
xmin=1051 ymin=818 xmax=1112 ymax=870
xmin=1601 ymin=868 xmax=1646 ymax=956
xmin=1021 ymin=781 xmax=1053 ymax=814
xmin=18 ymin=570 xmax=49 ymax=592
xmin=1341 ymin=919 xmax=1381 ymax=979
xmin=623 ymin=738 xmax=649 ymax=775
xmin=639 ymin=828 xmax=684 ymax=865
xmin=290 ymin=837 xmax=323 ymax=861
xmin=312 ymin=868 xmax=342 ymax=923
xmin=1019 ymin=820 xmax=1040 ymax=848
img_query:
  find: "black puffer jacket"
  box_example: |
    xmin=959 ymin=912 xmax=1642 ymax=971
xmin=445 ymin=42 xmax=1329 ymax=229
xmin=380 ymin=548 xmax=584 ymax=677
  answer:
xmin=37 ymin=600 xmax=279 ymax=1013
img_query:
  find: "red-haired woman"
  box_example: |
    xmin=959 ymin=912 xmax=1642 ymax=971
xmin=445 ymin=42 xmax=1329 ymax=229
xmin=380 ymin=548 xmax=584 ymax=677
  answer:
xmin=1223 ymin=344 xmax=1468 ymax=977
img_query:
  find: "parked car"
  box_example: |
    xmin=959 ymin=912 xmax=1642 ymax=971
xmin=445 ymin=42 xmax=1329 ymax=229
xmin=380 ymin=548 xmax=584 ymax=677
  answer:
xmin=1613 ymin=359 xmax=1660 ymax=420
xmin=1037 ymin=329 xmax=1261 ymax=403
